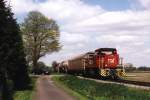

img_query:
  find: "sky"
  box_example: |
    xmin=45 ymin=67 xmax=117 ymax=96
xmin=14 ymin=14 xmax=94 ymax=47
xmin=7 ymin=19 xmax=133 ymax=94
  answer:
xmin=6 ymin=0 xmax=150 ymax=67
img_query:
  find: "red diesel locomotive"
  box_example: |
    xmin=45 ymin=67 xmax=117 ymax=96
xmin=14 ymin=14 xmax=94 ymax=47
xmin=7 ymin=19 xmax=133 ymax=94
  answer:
xmin=54 ymin=48 xmax=125 ymax=78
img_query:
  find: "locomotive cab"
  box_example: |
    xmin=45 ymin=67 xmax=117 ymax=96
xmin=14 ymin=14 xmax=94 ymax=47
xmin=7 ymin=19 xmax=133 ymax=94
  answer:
xmin=95 ymin=48 xmax=124 ymax=78
xmin=95 ymin=48 xmax=118 ymax=69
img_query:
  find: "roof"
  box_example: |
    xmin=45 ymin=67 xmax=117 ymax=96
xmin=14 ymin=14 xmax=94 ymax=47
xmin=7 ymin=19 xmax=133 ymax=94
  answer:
xmin=95 ymin=48 xmax=116 ymax=52
xmin=69 ymin=52 xmax=94 ymax=61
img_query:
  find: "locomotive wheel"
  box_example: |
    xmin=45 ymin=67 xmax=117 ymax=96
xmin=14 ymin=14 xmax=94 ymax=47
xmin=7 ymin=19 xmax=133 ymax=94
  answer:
xmin=111 ymin=74 xmax=120 ymax=80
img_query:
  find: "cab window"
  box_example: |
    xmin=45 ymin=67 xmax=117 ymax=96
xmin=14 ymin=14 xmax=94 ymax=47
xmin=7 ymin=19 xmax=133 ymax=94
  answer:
xmin=101 ymin=51 xmax=113 ymax=55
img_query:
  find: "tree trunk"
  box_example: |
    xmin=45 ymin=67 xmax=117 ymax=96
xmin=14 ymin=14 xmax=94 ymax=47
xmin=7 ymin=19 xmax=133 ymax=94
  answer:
xmin=0 ymin=70 xmax=13 ymax=100
xmin=0 ymin=75 xmax=2 ymax=100
xmin=33 ymin=36 xmax=38 ymax=70
xmin=33 ymin=55 xmax=38 ymax=70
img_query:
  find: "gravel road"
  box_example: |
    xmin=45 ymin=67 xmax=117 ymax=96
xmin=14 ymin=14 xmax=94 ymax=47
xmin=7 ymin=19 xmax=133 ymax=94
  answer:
xmin=33 ymin=75 xmax=75 ymax=100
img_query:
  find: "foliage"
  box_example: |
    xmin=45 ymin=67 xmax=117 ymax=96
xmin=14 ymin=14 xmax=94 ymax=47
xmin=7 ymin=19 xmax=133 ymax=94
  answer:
xmin=0 ymin=0 xmax=30 ymax=99
xmin=137 ymin=66 xmax=150 ymax=71
xmin=31 ymin=61 xmax=51 ymax=75
xmin=21 ymin=11 xmax=61 ymax=69
xmin=52 ymin=61 xmax=59 ymax=72
xmin=125 ymin=66 xmax=150 ymax=72
xmin=53 ymin=75 xmax=150 ymax=100
xmin=14 ymin=77 xmax=37 ymax=100
xmin=124 ymin=63 xmax=136 ymax=72
xmin=125 ymin=66 xmax=136 ymax=72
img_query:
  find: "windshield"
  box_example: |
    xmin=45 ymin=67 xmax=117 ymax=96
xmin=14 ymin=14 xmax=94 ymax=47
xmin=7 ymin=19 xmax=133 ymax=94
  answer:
xmin=95 ymin=50 xmax=116 ymax=55
xmin=101 ymin=51 xmax=113 ymax=55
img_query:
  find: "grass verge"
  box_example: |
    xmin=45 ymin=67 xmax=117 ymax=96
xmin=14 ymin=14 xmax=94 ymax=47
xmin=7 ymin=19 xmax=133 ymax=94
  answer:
xmin=52 ymin=75 xmax=150 ymax=100
xmin=13 ymin=76 xmax=38 ymax=100
xmin=52 ymin=75 xmax=87 ymax=100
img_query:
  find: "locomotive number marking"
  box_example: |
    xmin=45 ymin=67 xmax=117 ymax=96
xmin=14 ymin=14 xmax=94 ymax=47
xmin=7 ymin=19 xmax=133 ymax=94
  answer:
xmin=108 ymin=58 xmax=115 ymax=63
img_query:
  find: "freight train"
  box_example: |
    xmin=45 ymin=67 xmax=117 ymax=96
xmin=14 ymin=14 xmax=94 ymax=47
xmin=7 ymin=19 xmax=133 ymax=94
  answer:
xmin=53 ymin=48 xmax=125 ymax=79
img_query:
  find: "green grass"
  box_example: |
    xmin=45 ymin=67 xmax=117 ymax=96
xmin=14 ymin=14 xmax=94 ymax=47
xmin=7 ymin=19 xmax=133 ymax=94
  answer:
xmin=13 ymin=76 xmax=37 ymax=100
xmin=52 ymin=75 xmax=150 ymax=100
xmin=53 ymin=76 xmax=87 ymax=100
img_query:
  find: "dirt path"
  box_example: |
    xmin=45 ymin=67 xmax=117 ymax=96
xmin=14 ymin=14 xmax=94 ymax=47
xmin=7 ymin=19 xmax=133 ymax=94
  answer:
xmin=33 ymin=75 xmax=75 ymax=100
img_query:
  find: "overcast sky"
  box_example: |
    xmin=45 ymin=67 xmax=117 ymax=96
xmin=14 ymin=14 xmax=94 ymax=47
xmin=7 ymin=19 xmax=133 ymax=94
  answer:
xmin=6 ymin=0 xmax=150 ymax=67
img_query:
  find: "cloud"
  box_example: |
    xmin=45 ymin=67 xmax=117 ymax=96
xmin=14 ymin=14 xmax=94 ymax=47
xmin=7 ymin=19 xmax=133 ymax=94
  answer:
xmin=61 ymin=32 xmax=89 ymax=44
xmin=137 ymin=0 xmax=150 ymax=9
xmin=7 ymin=0 xmax=104 ymax=24
xmin=6 ymin=0 xmax=150 ymax=66
xmin=96 ymin=35 xmax=139 ymax=43
xmin=7 ymin=0 xmax=36 ymax=13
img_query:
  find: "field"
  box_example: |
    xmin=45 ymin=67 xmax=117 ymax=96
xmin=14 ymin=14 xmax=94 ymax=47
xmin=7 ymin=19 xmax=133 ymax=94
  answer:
xmin=52 ymin=75 xmax=150 ymax=100
xmin=125 ymin=71 xmax=150 ymax=82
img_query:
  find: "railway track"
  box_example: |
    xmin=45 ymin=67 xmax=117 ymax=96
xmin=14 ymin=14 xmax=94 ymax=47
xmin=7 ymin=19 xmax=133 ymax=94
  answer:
xmin=114 ymin=79 xmax=150 ymax=87
xmin=77 ymin=76 xmax=150 ymax=90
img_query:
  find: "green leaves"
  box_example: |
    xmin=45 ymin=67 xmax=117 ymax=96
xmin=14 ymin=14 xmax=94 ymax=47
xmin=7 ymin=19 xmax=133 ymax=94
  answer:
xmin=0 ymin=0 xmax=30 ymax=99
xmin=21 ymin=11 xmax=61 ymax=69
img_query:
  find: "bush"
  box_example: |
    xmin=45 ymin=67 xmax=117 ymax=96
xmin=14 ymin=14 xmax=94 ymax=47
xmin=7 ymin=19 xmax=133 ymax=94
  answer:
xmin=13 ymin=77 xmax=37 ymax=100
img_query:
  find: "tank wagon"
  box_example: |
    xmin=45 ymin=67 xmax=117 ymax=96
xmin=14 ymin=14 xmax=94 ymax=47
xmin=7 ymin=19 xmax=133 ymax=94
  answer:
xmin=54 ymin=48 xmax=125 ymax=79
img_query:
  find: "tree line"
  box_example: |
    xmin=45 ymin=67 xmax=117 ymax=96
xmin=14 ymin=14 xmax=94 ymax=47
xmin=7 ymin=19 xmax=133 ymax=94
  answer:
xmin=0 ymin=0 xmax=29 ymax=99
xmin=124 ymin=63 xmax=150 ymax=72
xmin=125 ymin=66 xmax=150 ymax=72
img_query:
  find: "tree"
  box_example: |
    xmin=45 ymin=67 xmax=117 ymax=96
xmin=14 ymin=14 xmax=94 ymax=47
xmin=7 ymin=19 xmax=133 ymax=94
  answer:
xmin=32 ymin=61 xmax=51 ymax=75
xmin=0 ymin=0 xmax=29 ymax=99
xmin=21 ymin=11 xmax=61 ymax=70
xmin=124 ymin=63 xmax=136 ymax=72
xmin=32 ymin=61 xmax=46 ymax=74
xmin=137 ymin=66 xmax=150 ymax=71
xmin=52 ymin=61 xmax=59 ymax=72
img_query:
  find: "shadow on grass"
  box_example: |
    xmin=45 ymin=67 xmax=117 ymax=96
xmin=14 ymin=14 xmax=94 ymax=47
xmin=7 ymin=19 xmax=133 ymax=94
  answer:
xmin=14 ymin=76 xmax=38 ymax=91
xmin=13 ymin=76 xmax=38 ymax=100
